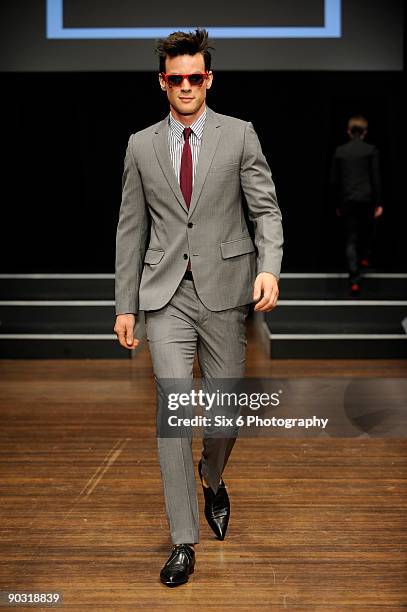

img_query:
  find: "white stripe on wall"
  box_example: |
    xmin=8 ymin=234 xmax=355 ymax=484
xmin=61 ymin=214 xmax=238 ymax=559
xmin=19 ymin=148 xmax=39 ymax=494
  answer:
xmin=280 ymin=273 xmax=407 ymax=279
xmin=277 ymin=300 xmax=407 ymax=306
xmin=268 ymin=334 xmax=407 ymax=340
xmin=0 ymin=334 xmax=117 ymax=340
xmin=0 ymin=301 xmax=115 ymax=306
xmin=0 ymin=273 xmax=115 ymax=279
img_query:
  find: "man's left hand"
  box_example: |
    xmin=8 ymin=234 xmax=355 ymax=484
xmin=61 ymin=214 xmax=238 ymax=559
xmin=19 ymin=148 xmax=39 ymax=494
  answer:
xmin=253 ymin=272 xmax=279 ymax=312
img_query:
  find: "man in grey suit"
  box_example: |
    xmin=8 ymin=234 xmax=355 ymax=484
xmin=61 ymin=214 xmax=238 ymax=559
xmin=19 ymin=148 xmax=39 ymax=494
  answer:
xmin=114 ymin=28 xmax=283 ymax=587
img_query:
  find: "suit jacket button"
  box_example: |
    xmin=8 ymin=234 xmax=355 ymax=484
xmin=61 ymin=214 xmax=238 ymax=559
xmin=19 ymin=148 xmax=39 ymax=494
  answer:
xmin=183 ymin=253 xmax=188 ymax=259
xmin=188 ymin=222 xmax=193 ymax=228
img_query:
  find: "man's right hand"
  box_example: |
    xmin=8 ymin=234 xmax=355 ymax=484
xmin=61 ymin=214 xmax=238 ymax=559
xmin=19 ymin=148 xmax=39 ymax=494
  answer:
xmin=114 ymin=314 xmax=139 ymax=350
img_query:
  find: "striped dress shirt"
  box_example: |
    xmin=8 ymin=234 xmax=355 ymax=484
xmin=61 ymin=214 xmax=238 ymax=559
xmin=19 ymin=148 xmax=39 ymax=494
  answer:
xmin=168 ymin=107 xmax=207 ymax=185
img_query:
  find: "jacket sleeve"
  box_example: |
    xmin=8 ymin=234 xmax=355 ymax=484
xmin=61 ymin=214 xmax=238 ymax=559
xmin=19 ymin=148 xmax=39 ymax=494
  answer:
xmin=240 ymin=122 xmax=283 ymax=280
xmin=115 ymin=134 xmax=150 ymax=315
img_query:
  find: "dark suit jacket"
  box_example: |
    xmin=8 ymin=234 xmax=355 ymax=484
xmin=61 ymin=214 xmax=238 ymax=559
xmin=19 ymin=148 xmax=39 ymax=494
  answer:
xmin=330 ymin=137 xmax=382 ymax=206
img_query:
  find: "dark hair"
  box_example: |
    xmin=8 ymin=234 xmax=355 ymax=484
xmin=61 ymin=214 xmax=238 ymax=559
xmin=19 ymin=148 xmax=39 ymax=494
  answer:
xmin=155 ymin=28 xmax=214 ymax=73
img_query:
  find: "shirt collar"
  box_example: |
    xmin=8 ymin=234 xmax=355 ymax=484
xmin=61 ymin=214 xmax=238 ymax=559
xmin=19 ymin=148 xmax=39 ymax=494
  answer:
xmin=169 ymin=106 xmax=207 ymax=141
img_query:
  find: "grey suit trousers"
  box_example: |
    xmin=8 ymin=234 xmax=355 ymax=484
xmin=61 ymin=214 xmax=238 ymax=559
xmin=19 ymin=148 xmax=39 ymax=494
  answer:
xmin=145 ymin=276 xmax=249 ymax=544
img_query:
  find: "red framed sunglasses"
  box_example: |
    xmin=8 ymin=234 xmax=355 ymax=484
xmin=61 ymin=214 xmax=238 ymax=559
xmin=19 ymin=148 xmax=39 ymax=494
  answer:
xmin=160 ymin=72 xmax=209 ymax=87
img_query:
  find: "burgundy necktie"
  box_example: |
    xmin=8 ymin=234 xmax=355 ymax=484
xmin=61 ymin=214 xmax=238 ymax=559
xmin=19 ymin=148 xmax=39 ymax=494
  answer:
xmin=180 ymin=127 xmax=193 ymax=270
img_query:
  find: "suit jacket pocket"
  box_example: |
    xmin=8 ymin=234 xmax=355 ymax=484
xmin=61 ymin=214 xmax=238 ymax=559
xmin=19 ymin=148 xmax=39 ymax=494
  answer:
xmin=144 ymin=248 xmax=165 ymax=264
xmin=220 ymin=236 xmax=256 ymax=259
xmin=208 ymin=162 xmax=240 ymax=174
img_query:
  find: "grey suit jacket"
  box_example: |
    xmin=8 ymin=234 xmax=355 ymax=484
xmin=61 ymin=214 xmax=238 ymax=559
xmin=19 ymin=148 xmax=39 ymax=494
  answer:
xmin=115 ymin=106 xmax=283 ymax=315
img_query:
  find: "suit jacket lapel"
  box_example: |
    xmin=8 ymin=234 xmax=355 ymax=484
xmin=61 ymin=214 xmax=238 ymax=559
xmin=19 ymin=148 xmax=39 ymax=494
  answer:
xmin=153 ymin=117 xmax=189 ymax=214
xmin=152 ymin=106 xmax=222 ymax=217
xmin=188 ymin=107 xmax=222 ymax=219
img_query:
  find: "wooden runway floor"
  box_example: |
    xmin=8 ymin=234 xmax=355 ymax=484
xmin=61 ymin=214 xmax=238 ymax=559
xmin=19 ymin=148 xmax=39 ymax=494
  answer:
xmin=1 ymin=318 xmax=406 ymax=610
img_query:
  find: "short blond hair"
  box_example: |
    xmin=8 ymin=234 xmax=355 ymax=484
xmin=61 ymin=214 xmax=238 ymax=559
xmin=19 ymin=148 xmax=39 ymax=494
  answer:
xmin=348 ymin=115 xmax=368 ymax=131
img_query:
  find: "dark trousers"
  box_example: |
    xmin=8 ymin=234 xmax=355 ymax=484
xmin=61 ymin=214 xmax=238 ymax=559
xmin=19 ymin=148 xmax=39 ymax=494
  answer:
xmin=341 ymin=200 xmax=376 ymax=283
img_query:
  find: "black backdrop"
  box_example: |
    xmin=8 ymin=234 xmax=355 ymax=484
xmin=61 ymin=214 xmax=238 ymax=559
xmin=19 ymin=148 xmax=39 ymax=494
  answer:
xmin=0 ymin=70 xmax=404 ymax=273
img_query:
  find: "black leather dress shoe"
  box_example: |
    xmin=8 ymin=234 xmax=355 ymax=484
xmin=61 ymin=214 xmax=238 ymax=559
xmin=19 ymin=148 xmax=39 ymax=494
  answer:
xmin=160 ymin=543 xmax=195 ymax=587
xmin=198 ymin=458 xmax=230 ymax=540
